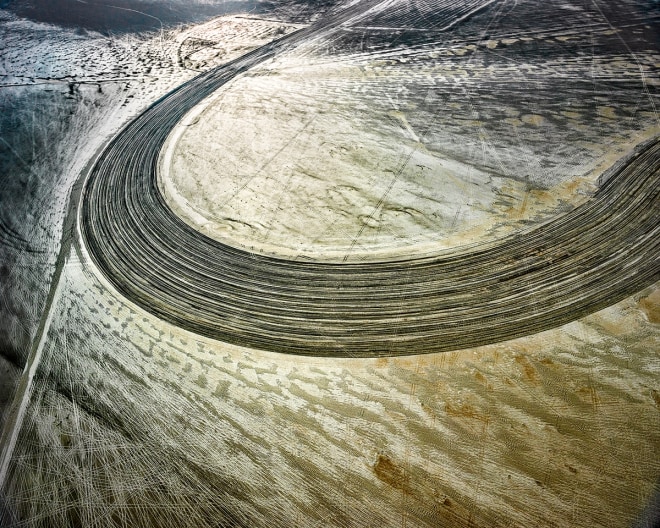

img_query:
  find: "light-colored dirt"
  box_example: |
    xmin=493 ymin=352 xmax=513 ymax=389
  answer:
xmin=4 ymin=248 xmax=659 ymax=527
xmin=1 ymin=2 xmax=658 ymax=527
xmin=161 ymin=23 xmax=659 ymax=261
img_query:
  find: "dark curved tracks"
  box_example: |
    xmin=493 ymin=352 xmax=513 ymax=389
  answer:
xmin=81 ymin=4 xmax=660 ymax=357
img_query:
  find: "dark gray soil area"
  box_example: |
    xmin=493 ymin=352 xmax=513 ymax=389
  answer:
xmin=1 ymin=0 xmax=256 ymax=32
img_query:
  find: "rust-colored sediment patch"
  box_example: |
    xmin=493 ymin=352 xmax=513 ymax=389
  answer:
xmin=445 ymin=401 xmax=489 ymax=423
xmin=515 ymin=354 xmax=540 ymax=384
xmin=373 ymin=454 xmax=411 ymax=493
xmin=372 ymin=453 xmax=487 ymax=526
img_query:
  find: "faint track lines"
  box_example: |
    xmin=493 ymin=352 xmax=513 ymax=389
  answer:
xmin=80 ymin=1 xmax=660 ymax=357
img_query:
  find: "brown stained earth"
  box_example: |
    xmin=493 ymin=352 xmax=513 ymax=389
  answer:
xmin=373 ymin=454 xmax=411 ymax=492
xmin=373 ymin=453 xmax=489 ymax=526
xmin=514 ymin=355 xmax=541 ymax=385
xmin=444 ymin=401 xmax=489 ymax=423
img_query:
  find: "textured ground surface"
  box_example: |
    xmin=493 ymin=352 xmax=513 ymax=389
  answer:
xmin=0 ymin=0 xmax=658 ymax=526
xmin=164 ymin=2 xmax=659 ymax=260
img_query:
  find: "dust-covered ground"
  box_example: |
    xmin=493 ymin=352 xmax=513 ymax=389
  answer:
xmin=0 ymin=0 xmax=312 ymax=416
xmin=0 ymin=0 xmax=659 ymax=526
xmin=162 ymin=0 xmax=659 ymax=260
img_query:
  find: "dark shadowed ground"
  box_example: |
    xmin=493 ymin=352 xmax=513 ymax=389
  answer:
xmin=0 ymin=0 xmax=348 ymax=31
xmin=1 ymin=0 xmax=257 ymax=32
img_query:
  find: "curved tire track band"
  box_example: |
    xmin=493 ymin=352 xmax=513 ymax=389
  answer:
xmin=80 ymin=4 xmax=660 ymax=357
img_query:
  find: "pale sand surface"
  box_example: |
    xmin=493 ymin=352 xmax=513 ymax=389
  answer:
xmin=1 ymin=3 xmax=658 ymax=527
